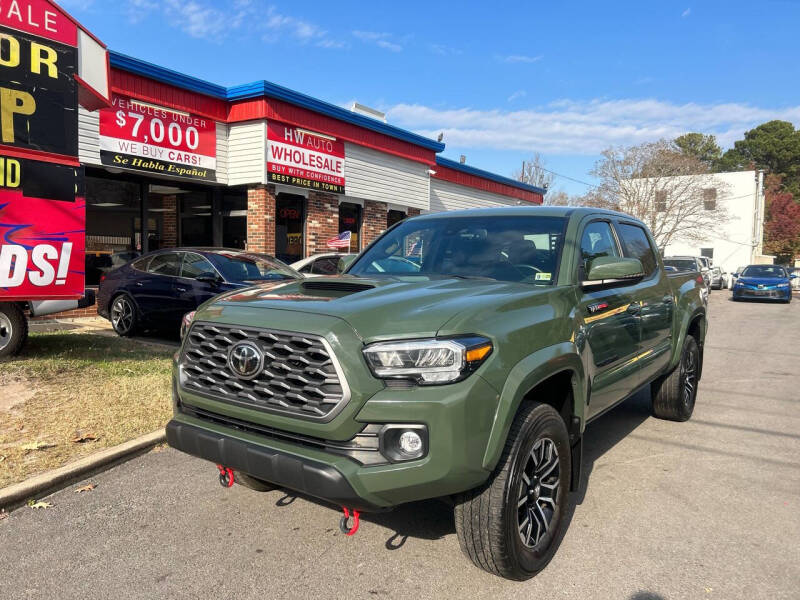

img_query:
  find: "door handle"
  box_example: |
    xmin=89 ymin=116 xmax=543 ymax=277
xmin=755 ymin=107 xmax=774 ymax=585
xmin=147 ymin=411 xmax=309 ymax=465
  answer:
xmin=626 ymin=302 xmax=642 ymax=314
xmin=176 ymin=287 xmax=188 ymax=293
xmin=135 ymin=282 xmax=143 ymax=287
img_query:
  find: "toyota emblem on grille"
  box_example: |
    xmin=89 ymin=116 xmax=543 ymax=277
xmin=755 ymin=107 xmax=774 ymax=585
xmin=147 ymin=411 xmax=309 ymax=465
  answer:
xmin=228 ymin=341 xmax=264 ymax=380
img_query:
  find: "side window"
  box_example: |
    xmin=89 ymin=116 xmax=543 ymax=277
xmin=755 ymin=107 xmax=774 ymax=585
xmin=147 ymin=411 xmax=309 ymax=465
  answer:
xmin=579 ymin=221 xmax=619 ymax=275
xmin=312 ymin=257 xmax=339 ymax=275
xmin=181 ymin=253 xmax=217 ymax=279
xmin=615 ymin=223 xmax=657 ymax=276
xmin=131 ymin=256 xmax=151 ymax=272
xmin=299 ymin=263 xmax=313 ymax=274
xmin=147 ymin=253 xmax=181 ymax=277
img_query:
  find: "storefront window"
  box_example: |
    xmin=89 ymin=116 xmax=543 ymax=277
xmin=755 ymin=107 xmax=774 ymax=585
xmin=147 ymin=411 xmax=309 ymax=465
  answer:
xmin=275 ymin=194 xmax=305 ymax=263
xmin=222 ymin=189 xmax=247 ymax=249
xmin=339 ymin=202 xmax=362 ymax=251
xmin=179 ymin=190 xmax=214 ymax=247
xmin=388 ymin=209 xmax=406 ymax=228
xmin=85 ymin=176 xmax=142 ymax=286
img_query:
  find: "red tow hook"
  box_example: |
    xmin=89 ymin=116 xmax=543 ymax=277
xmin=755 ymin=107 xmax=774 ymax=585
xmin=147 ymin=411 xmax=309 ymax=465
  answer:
xmin=339 ymin=507 xmax=360 ymax=536
xmin=217 ymin=465 xmax=235 ymax=488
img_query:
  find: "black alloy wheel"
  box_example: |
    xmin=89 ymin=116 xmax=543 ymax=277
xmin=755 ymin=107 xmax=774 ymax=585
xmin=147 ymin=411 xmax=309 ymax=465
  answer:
xmin=111 ymin=295 xmax=137 ymax=337
xmin=517 ymin=437 xmax=561 ymax=549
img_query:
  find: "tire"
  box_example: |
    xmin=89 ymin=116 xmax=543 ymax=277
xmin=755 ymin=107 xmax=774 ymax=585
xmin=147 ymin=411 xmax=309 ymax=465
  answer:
xmin=651 ymin=335 xmax=700 ymax=422
xmin=234 ymin=472 xmax=276 ymax=492
xmin=110 ymin=294 xmax=138 ymax=337
xmin=0 ymin=303 xmax=28 ymax=359
xmin=454 ymin=402 xmax=571 ymax=580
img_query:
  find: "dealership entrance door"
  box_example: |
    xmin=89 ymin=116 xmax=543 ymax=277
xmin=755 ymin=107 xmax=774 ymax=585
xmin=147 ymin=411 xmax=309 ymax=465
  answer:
xmin=276 ymin=193 xmax=305 ymax=263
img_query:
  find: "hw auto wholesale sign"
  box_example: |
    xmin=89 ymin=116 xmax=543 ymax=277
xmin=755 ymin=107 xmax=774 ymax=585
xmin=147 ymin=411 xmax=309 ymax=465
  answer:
xmin=99 ymin=94 xmax=217 ymax=182
xmin=267 ymin=121 xmax=345 ymax=194
xmin=0 ymin=0 xmax=87 ymax=300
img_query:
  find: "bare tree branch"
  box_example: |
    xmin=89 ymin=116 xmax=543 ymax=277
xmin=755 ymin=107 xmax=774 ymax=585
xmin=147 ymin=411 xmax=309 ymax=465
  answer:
xmin=513 ymin=152 xmax=555 ymax=193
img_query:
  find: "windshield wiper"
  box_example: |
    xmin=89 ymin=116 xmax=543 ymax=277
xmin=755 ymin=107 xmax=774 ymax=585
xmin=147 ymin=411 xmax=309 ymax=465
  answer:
xmin=446 ymin=274 xmax=497 ymax=281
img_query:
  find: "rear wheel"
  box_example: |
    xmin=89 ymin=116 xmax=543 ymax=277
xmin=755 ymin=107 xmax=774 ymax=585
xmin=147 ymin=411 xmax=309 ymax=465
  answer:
xmin=110 ymin=295 xmax=138 ymax=337
xmin=454 ymin=403 xmax=571 ymax=580
xmin=0 ymin=303 xmax=28 ymax=359
xmin=651 ymin=335 xmax=700 ymax=422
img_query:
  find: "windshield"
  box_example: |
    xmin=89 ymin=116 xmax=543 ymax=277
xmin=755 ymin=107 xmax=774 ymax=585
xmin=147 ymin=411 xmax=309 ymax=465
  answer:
xmin=663 ymin=259 xmax=697 ymax=272
xmin=211 ymin=252 xmax=300 ymax=283
xmin=741 ymin=265 xmax=787 ymax=278
xmin=348 ymin=216 xmax=567 ymax=284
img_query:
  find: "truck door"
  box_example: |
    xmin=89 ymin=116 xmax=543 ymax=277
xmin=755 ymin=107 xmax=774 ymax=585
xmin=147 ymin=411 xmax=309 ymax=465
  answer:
xmin=577 ymin=220 xmax=642 ymax=419
xmin=613 ymin=221 xmax=673 ymax=387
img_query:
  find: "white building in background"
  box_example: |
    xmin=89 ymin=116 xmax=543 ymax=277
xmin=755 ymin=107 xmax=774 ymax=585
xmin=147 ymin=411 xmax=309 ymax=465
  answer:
xmin=661 ymin=170 xmax=769 ymax=274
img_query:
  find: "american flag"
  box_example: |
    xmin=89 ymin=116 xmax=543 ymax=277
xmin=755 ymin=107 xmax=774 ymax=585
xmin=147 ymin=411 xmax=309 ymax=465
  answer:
xmin=326 ymin=230 xmax=352 ymax=249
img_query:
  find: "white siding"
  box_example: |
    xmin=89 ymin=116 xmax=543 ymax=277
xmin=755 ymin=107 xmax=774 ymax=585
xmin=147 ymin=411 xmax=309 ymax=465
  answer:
xmin=429 ymin=178 xmax=518 ymax=213
xmin=228 ymin=121 xmax=266 ymax=186
xmin=661 ymin=171 xmax=765 ymax=274
xmin=78 ymin=107 xmax=101 ymax=166
xmin=344 ymin=143 xmax=429 ymax=210
xmin=214 ymin=122 xmax=229 ymax=185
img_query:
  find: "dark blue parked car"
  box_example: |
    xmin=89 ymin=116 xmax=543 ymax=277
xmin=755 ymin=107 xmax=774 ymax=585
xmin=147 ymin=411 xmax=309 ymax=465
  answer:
xmin=97 ymin=248 xmax=301 ymax=336
xmin=731 ymin=264 xmax=796 ymax=303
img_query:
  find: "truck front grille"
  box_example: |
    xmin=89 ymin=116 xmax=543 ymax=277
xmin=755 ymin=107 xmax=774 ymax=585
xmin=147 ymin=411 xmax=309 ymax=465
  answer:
xmin=180 ymin=322 xmax=349 ymax=421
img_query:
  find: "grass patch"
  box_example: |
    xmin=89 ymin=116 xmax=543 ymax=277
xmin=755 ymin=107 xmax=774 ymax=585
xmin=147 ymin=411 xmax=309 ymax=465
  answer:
xmin=0 ymin=332 xmax=174 ymax=489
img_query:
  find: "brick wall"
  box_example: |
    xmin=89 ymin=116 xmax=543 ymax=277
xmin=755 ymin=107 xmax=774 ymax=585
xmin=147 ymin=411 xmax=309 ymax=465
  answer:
xmin=305 ymin=191 xmax=339 ymax=256
xmin=31 ymin=303 xmax=100 ymax=321
xmin=247 ymin=185 xmax=276 ymax=253
xmin=161 ymin=195 xmax=178 ymax=247
xmin=407 ymin=207 xmax=421 ymax=218
xmin=362 ymin=200 xmax=388 ymax=247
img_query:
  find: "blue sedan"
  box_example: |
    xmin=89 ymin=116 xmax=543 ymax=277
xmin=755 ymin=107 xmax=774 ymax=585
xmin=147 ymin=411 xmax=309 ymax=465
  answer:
xmin=731 ymin=265 xmax=796 ymax=303
xmin=98 ymin=248 xmax=301 ymax=336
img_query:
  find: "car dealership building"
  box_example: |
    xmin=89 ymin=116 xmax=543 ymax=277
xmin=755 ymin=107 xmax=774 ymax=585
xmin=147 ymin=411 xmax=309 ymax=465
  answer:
xmin=64 ymin=51 xmax=544 ymax=312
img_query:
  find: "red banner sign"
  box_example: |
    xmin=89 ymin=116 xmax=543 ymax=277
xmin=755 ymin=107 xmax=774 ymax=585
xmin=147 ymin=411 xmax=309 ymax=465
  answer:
xmin=0 ymin=188 xmax=85 ymax=300
xmin=0 ymin=0 xmax=78 ymax=46
xmin=267 ymin=121 xmax=345 ymax=194
xmin=99 ymin=94 xmax=217 ymax=181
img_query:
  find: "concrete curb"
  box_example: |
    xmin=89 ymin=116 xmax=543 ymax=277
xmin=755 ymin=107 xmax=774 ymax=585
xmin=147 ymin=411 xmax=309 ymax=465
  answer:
xmin=0 ymin=429 xmax=166 ymax=511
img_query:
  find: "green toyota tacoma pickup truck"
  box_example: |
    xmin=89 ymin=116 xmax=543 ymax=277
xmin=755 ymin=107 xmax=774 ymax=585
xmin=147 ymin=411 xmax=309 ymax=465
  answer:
xmin=167 ymin=207 xmax=707 ymax=580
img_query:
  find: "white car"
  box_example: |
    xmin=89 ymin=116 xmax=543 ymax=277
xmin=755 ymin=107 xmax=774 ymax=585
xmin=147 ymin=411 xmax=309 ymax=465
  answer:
xmin=291 ymin=253 xmax=356 ymax=277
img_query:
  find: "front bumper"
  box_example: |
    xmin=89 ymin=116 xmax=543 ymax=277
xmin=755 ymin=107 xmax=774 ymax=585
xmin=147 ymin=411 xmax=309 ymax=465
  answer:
xmin=170 ymin=372 xmax=500 ymax=510
xmin=733 ymin=287 xmax=791 ymax=300
xmin=166 ymin=420 xmax=384 ymax=511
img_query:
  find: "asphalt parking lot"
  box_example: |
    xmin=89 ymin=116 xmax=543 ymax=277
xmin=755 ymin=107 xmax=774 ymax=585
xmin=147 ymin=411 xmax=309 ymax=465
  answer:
xmin=2 ymin=292 xmax=799 ymax=600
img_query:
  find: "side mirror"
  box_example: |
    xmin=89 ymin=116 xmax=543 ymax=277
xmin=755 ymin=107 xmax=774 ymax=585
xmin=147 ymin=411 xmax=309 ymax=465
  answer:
xmin=337 ymin=254 xmax=357 ymax=273
xmin=732 ymin=273 xmax=739 ymax=278
xmin=584 ymin=257 xmax=644 ymax=286
xmin=791 ymin=274 xmax=799 ymax=279
xmin=196 ymin=272 xmax=221 ymax=285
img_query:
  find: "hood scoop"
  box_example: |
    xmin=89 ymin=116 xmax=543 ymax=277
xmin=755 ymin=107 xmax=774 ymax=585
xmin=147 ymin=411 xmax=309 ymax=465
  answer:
xmin=301 ymin=280 xmax=376 ymax=294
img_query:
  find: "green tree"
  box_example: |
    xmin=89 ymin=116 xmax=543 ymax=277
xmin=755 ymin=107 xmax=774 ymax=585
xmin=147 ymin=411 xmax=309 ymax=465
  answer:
xmin=716 ymin=120 xmax=800 ymax=195
xmin=673 ymin=133 xmax=721 ymax=169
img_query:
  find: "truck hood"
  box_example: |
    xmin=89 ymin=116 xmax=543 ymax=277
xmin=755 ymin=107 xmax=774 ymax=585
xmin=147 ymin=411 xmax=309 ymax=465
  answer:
xmin=205 ymin=275 xmax=542 ymax=341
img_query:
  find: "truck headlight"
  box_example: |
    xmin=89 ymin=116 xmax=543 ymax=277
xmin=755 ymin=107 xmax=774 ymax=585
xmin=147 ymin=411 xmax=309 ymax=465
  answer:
xmin=363 ymin=337 xmax=492 ymax=385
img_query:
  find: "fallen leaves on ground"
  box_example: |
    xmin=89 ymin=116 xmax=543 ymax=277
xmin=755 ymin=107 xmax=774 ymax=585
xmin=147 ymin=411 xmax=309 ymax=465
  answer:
xmin=28 ymin=501 xmax=52 ymax=509
xmin=75 ymin=483 xmax=96 ymax=493
xmin=19 ymin=441 xmax=55 ymax=451
xmin=0 ymin=455 xmax=6 ymax=463
xmin=71 ymin=432 xmax=98 ymax=444
xmin=0 ymin=510 xmax=7 ymax=520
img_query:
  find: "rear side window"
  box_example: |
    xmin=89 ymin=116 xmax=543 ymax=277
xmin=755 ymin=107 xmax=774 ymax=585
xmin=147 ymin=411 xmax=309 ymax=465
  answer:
xmin=181 ymin=253 xmax=217 ymax=279
xmin=311 ymin=257 xmax=340 ymax=275
xmin=616 ymin=223 xmax=657 ymax=276
xmin=147 ymin=253 xmax=181 ymax=277
xmin=579 ymin=221 xmax=619 ymax=275
xmin=131 ymin=256 xmax=150 ymax=271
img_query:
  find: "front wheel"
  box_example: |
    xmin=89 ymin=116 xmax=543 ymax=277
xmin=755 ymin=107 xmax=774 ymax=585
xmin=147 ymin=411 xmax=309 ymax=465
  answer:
xmin=651 ymin=335 xmax=700 ymax=422
xmin=0 ymin=303 xmax=28 ymax=359
xmin=454 ymin=402 xmax=571 ymax=580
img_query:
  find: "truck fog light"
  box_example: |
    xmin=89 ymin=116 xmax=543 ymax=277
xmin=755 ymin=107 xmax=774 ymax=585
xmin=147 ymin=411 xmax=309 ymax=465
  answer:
xmin=379 ymin=425 xmax=428 ymax=462
xmin=399 ymin=431 xmax=423 ymax=455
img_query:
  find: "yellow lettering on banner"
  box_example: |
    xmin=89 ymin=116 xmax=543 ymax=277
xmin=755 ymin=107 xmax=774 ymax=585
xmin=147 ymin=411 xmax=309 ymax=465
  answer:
xmin=0 ymin=88 xmax=36 ymax=143
xmin=0 ymin=34 xmax=21 ymax=68
xmin=30 ymin=42 xmax=58 ymax=79
xmin=0 ymin=157 xmax=22 ymax=188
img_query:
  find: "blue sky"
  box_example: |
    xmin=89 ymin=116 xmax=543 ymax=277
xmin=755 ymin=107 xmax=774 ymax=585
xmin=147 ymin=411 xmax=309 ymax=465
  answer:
xmin=61 ymin=0 xmax=800 ymax=195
